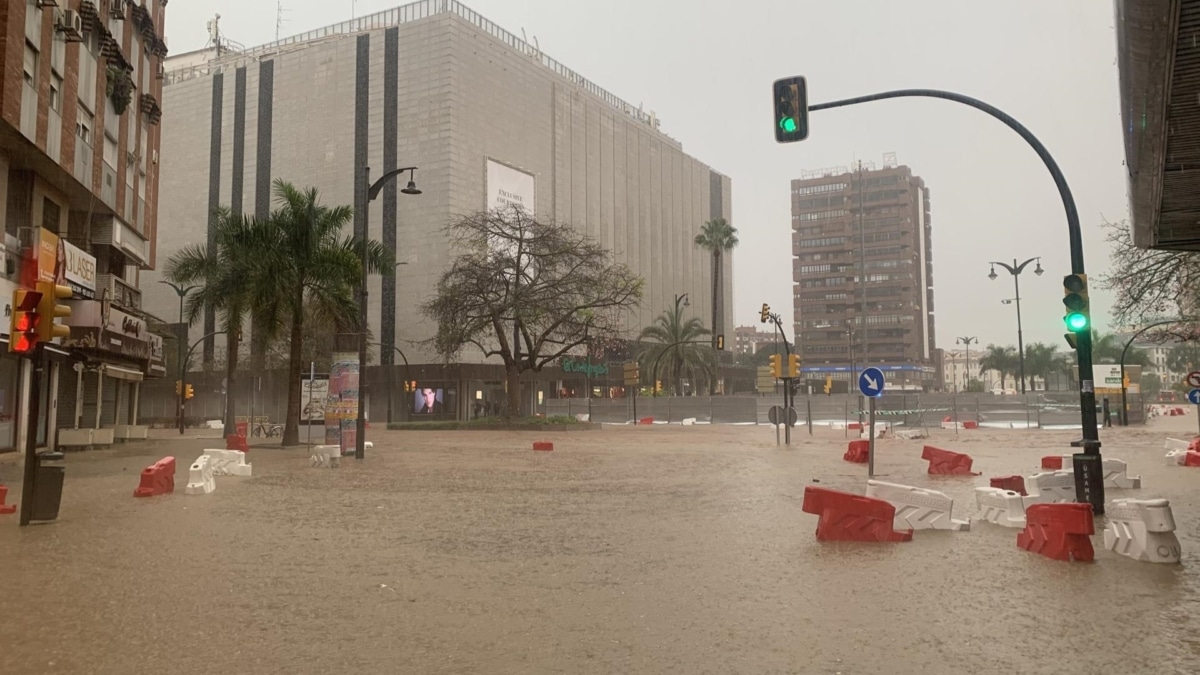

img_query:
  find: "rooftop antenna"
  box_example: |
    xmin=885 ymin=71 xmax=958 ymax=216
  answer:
xmin=206 ymin=13 xmax=221 ymax=51
xmin=276 ymin=1 xmax=290 ymax=41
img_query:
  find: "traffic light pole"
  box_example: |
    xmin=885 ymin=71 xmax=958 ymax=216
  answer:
xmin=809 ymin=88 xmax=1104 ymax=513
xmin=18 ymin=345 xmax=43 ymax=527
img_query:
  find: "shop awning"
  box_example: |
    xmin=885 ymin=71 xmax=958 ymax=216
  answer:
xmin=103 ymin=364 xmax=144 ymax=382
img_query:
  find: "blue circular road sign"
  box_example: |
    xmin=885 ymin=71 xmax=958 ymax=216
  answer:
xmin=858 ymin=367 xmax=886 ymax=398
xmin=1188 ymin=388 xmax=1200 ymax=405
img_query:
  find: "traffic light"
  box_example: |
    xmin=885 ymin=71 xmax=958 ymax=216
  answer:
xmin=655 ymin=380 xmax=662 ymax=394
xmin=787 ymin=354 xmax=800 ymax=379
xmin=760 ymin=303 xmax=770 ymax=323
xmin=8 ymin=289 xmax=43 ymax=355
xmin=184 ymin=384 xmax=194 ymax=400
xmin=35 ymin=281 xmax=71 ymax=341
xmin=176 ymin=380 xmax=183 ymax=396
xmin=1063 ymin=273 xmax=1089 ymax=333
xmin=769 ymin=353 xmax=782 ymax=379
xmin=716 ymin=334 xmax=724 ymax=350
xmin=824 ymin=375 xmax=833 ymax=395
xmin=773 ymin=76 xmax=809 ymax=143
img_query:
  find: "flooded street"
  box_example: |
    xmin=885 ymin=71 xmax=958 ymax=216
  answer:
xmin=2 ymin=419 xmax=1200 ymax=674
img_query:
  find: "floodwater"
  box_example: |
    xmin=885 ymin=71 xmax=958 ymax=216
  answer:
xmin=2 ymin=419 xmax=1200 ymax=674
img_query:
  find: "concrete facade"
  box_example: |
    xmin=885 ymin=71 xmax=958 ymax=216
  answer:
xmin=146 ymin=2 xmax=733 ymax=368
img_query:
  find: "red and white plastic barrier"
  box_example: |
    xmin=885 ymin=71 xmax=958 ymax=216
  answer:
xmin=0 ymin=485 xmax=15 ymax=515
xmin=860 ymin=422 xmax=888 ymax=439
xmin=201 ymin=449 xmax=252 ymax=477
xmin=133 ymin=457 xmax=176 ymax=498
xmin=1164 ymin=438 xmax=1190 ymax=452
xmin=921 ymin=446 xmax=980 ymax=476
xmin=311 ymin=444 xmax=341 ymax=468
xmin=974 ymin=487 xmax=1029 ymax=528
xmin=843 ymin=440 xmax=869 ymax=464
xmin=866 ymin=479 xmax=970 ymax=531
xmin=1104 ymin=498 xmax=1181 ymax=564
xmin=1025 ymin=471 xmax=1076 ymax=504
xmin=989 ymin=475 xmax=1027 ymax=496
xmin=185 ymin=455 xmax=215 ymax=495
xmin=801 ymin=486 xmax=913 ymax=542
xmin=1017 ymin=503 xmax=1095 ymax=562
xmin=1050 ymin=455 xmax=1141 ymax=489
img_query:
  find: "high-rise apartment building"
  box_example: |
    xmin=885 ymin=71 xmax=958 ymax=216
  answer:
xmin=734 ymin=325 xmax=775 ymax=355
xmin=0 ymin=0 xmax=168 ymax=451
xmin=145 ymin=1 xmax=733 ymax=418
xmin=791 ymin=161 xmax=936 ymax=390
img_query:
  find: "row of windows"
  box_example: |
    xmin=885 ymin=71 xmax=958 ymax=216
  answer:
xmin=795 ymin=250 xmax=850 ymax=262
xmin=800 ymin=277 xmax=846 ymax=288
xmin=797 ymin=264 xmax=833 ymax=274
xmin=798 ymin=237 xmax=846 ymax=248
xmin=792 ymin=182 xmax=847 ymax=196
xmin=853 ymin=175 xmax=902 ymax=189
xmin=796 ymin=209 xmax=848 ymax=222
xmin=795 ymin=195 xmax=845 ymax=209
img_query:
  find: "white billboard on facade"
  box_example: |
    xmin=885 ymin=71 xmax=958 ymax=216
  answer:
xmin=486 ymin=159 xmax=535 ymax=213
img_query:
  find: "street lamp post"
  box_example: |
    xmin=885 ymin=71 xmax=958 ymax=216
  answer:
xmin=956 ymin=336 xmax=977 ymax=393
xmin=358 ymin=165 xmax=420 ymax=460
xmin=159 ymin=281 xmax=196 ymax=435
xmin=988 ymin=257 xmax=1042 ymax=394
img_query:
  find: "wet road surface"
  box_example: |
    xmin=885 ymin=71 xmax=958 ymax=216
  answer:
xmin=2 ymin=421 xmax=1200 ymax=674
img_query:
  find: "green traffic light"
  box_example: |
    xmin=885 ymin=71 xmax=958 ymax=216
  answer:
xmin=1066 ymin=312 xmax=1088 ymax=331
xmin=780 ymin=117 xmax=797 ymax=133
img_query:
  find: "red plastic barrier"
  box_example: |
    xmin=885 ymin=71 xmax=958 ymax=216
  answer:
xmin=1041 ymin=456 xmax=1063 ymax=470
xmin=1188 ymin=438 xmax=1200 ymax=452
xmin=1185 ymin=452 xmax=1200 ymax=467
xmin=848 ymin=422 xmax=863 ymax=431
xmin=1017 ymin=503 xmax=1095 ymax=562
xmin=226 ymin=434 xmax=249 ymax=453
xmin=638 ymin=417 xmax=654 ymax=425
xmin=942 ymin=416 xmax=952 ymax=423
xmin=133 ymin=457 xmax=176 ymax=498
xmin=921 ymin=446 xmax=980 ymax=476
xmin=843 ymin=440 xmax=869 ymax=464
xmin=0 ymin=485 xmax=15 ymax=515
xmin=532 ymin=441 xmax=553 ymax=452
xmin=990 ymin=475 xmax=1027 ymax=495
xmin=801 ymin=487 xmax=913 ymax=542
xmin=235 ymin=421 xmax=248 ymax=438
xmin=962 ymin=421 xmax=979 ymax=430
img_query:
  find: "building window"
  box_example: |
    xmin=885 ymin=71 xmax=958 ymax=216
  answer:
xmin=49 ymin=74 xmax=63 ymax=112
xmin=23 ymin=42 xmax=38 ymax=87
xmin=77 ymin=108 xmax=94 ymax=145
xmin=42 ymin=198 xmax=61 ymax=234
xmin=103 ymin=133 xmax=118 ymax=167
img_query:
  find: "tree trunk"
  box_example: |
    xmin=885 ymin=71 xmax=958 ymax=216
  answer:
xmin=711 ymin=251 xmax=721 ymax=395
xmin=223 ymin=320 xmax=239 ymax=435
xmin=505 ymin=362 xmax=522 ymax=419
xmin=281 ymin=305 xmax=304 ymax=446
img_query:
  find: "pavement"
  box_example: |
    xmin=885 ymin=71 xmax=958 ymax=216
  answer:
xmin=1 ymin=419 xmax=1200 ymax=674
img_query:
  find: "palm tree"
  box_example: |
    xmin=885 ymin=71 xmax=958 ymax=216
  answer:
xmin=166 ymin=207 xmax=273 ymax=433
xmin=639 ymin=302 xmax=716 ymax=396
xmin=1092 ymin=331 xmax=1150 ymax=367
xmin=694 ymin=217 xmax=738 ymax=392
xmin=251 ymin=180 xmax=393 ymax=446
xmin=1022 ymin=342 xmax=1060 ymax=391
xmin=979 ymin=344 xmax=1018 ymax=391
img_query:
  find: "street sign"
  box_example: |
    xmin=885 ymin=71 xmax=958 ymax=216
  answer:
xmin=858 ymin=367 xmax=885 ymax=398
xmin=1187 ymin=372 xmax=1200 ymax=388
xmin=1188 ymin=389 xmax=1200 ymax=405
xmin=756 ymin=366 xmax=775 ymax=394
xmin=768 ymin=405 xmax=798 ymax=427
xmin=623 ymin=362 xmax=640 ymax=386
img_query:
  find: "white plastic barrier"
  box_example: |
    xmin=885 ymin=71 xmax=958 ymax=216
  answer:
xmin=311 ymin=444 xmax=341 ymax=468
xmin=1055 ymin=455 xmax=1142 ymax=489
xmin=680 ymin=418 xmax=696 ymax=426
xmin=894 ymin=429 xmax=927 ymax=440
xmin=1104 ymin=498 xmax=1182 ymax=564
xmin=866 ymin=480 xmax=970 ymax=531
xmin=974 ymin=487 xmax=1028 ymax=528
xmin=859 ymin=423 xmax=889 ymax=440
xmin=1166 ymin=449 xmax=1189 ymax=466
xmin=940 ymin=421 xmax=961 ymax=430
xmin=201 ymin=449 xmax=252 ymax=477
xmin=1025 ymin=471 xmax=1076 ymax=504
xmin=185 ymin=455 xmax=216 ymax=495
xmin=575 ymin=413 xmax=590 ymax=423
xmin=1164 ymin=438 xmax=1190 ymax=452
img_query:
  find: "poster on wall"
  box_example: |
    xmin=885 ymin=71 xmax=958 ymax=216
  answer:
xmin=485 ymin=159 xmax=535 ymax=214
xmin=299 ymin=374 xmax=329 ymax=425
xmin=21 ymin=228 xmax=65 ymax=289
xmin=326 ymin=352 xmax=359 ymax=453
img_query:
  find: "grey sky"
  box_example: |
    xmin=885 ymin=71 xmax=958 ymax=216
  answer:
xmin=165 ymin=0 xmax=1127 ymax=351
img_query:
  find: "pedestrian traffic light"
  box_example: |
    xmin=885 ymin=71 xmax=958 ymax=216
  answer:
xmin=176 ymin=380 xmax=182 ymax=396
xmin=787 ymin=353 xmax=800 ymax=379
xmin=824 ymin=375 xmax=833 ymax=395
xmin=760 ymin=303 xmax=770 ymax=323
xmin=1063 ymin=273 xmax=1089 ymax=332
xmin=34 ymin=281 xmax=71 ymax=341
xmin=716 ymin=334 xmax=724 ymax=350
xmin=769 ymin=353 xmax=782 ymax=379
xmin=8 ymin=289 xmax=43 ymax=355
xmin=773 ymin=76 xmax=809 ymax=143
xmin=185 ymin=384 xmax=194 ymax=400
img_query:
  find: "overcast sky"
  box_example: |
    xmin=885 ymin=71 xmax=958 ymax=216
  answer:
xmin=164 ymin=0 xmax=1128 ymax=352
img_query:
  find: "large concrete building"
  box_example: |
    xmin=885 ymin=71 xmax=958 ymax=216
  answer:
xmin=144 ymin=1 xmax=733 ymax=418
xmin=791 ymin=160 xmax=937 ymax=390
xmin=0 ymin=0 xmax=168 ymax=452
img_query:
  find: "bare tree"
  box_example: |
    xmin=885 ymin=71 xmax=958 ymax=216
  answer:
xmin=422 ymin=206 xmax=644 ymax=417
xmin=1098 ymin=219 xmax=1200 ymax=326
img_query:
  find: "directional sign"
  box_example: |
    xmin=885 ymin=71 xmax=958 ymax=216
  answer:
xmin=858 ymin=367 xmax=885 ymax=398
xmin=1189 ymin=389 xmax=1200 ymax=406
xmin=768 ymin=405 xmax=798 ymax=426
xmin=1188 ymin=372 xmax=1200 ymax=389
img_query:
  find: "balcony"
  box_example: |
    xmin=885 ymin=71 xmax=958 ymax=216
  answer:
xmin=91 ymin=214 xmax=148 ymax=267
xmin=95 ymin=273 xmax=141 ymax=311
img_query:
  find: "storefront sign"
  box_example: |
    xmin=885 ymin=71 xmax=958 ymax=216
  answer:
xmin=63 ymin=240 xmax=97 ymax=298
xmin=21 ymin=228 xmax=65 ymax=289
xmin=486 ymin=159 xmax=535 ymax=213
xmin=560 ymin=357 xmax=609 ymax=378
xmin=62 ymin=299 xmax=152 ymax=361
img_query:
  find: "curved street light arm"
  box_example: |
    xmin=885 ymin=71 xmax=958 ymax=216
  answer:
xmin=1119 ymin=318 xmax=1195 ymax=426
xmin=368 ymin=166 xmax=419 ymax=201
